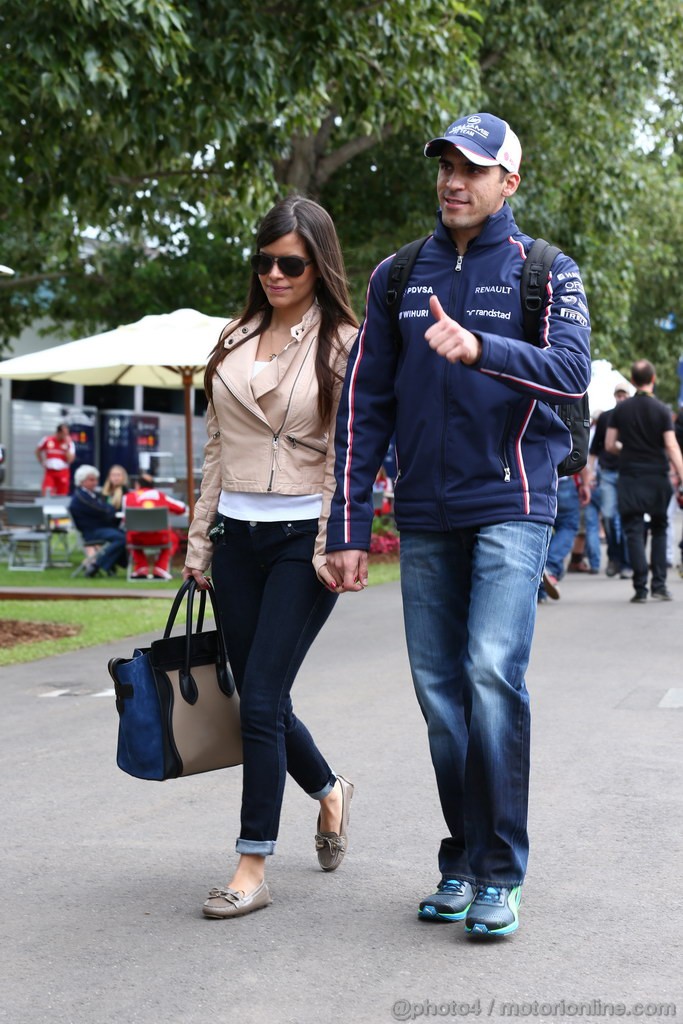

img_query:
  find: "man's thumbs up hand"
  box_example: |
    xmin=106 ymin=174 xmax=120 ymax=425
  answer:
xmin=429 ymin=294 xmax=448 ymax=321
xmin=425 ymin=295 xmax=482 ymax=365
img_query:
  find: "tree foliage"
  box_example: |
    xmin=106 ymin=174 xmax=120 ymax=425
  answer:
xmin=1 ymin=0 xmax=682 ymax=402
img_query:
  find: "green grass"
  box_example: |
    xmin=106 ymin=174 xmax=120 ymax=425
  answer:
xmin=0 ymin=556 xmax=400 ymax=665
xmin=0 ymin=599 xmax=175 ymax=666
xmin=0 ymin=551 xmax=400 ymax=590
xmin=0 ymin=551 xmax=178 ymax=590
xmin=365 ymin=560 xmax=400 ymax=586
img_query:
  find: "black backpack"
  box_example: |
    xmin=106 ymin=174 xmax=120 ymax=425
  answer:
xmin=386 ymin=236 xmax=590 ymax=477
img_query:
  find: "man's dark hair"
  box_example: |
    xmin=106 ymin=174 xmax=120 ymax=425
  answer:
xmin=631 ymin=359 xmax=656 ymax=388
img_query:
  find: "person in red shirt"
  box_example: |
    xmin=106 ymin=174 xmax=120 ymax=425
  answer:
xmin=123 ymin=473 xmax=187 ymax=579
xmin=35 ymin=422 xmax=75 ymax=495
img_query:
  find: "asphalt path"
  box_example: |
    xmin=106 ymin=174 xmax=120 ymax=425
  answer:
xmin=1 ymin=570 xmax=681 ymax=1024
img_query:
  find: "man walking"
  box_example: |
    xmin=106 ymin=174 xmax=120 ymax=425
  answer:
xmin=606 ymin=359 xmax=683 ymax=602
xmin=323 ymin=113 xmax=591 ymax=937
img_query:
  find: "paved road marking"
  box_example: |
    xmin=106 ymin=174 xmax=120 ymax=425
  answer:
xmin=658 ymin=688 xmax=683 ymax=708
xmin=39 ymin=688 xmax=114 ymax=698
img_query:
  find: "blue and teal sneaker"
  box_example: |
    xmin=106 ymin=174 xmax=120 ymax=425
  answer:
xmin=418 ymin=878 xmax=475 ymax=921
xmin=465 ymin=885 xmax=522 ymax=936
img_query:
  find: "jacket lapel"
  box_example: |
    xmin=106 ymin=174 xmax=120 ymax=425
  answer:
xmin=215 ymin=309 xmax=319 ymax=433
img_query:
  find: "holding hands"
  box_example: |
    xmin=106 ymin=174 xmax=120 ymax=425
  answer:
xmin=322 ymin=550 xmax=369 ymax=593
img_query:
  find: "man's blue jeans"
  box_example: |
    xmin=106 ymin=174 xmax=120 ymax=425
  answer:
xmin=545 ymin=477 xmax=579 ymax=579
xmin=599 ymin=468 xmax=630 ymax=569
xmin=88 ymin=526 xmax=127 ymax=572
xmin=583 ymin=486 xmax=602 ymax=571
xmin=400 ymin=521 xmax=551 ymax=888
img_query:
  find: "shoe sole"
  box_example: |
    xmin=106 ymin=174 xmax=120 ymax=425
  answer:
xmin=202 ymin=898 xmax=272 ymax=919
xmin=418 ymin=905 xmax=470 ymax=922
xmin=466 ymin=917 xmax=519 ymax=936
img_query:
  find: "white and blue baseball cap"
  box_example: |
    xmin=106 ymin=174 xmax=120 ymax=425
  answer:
xmin=424 ymin=112 xmax=522 ymax=173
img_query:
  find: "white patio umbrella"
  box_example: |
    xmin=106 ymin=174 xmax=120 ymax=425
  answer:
xmin=0 ymin=308 xmax=228 ymax=517
xmin=587 ymin=358 xmax=633 ymax=415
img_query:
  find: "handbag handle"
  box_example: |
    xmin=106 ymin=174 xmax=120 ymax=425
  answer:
xmin=164 ymin=579 xmax=235 ymax=701
xmin=163 ymin=577 xmax=206 ymax=638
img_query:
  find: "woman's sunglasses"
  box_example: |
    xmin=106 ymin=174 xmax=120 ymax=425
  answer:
xmin=250 ymin=253 xmax=313 ymax=278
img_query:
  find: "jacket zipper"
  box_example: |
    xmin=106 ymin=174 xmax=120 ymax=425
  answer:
xmin=216 ymin=335 xmax=317 ymax=492
xmin=266 ymin=335 xmax=317 ymax=490
xmin=267 ymin=435 xmax=280 ymax=491
xmin=285 ymin=434 xmax=326 ymax=456
xmin=438 ymin=251 xmax=464 ymax=526
xmin=498 ymin=410 xmax=513 ymax=482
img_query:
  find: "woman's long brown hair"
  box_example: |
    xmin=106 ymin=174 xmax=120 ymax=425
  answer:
xmin=204 ymin=194 xmax=357 ymax=425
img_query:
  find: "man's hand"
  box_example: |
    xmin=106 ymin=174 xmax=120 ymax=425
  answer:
xmin=577 ymin=479 xmax=592 ymax=507
xmin=425 ymin=295 xmax=482 ymax=365
xmin=325 ymin=550 xmax=369 ymax=592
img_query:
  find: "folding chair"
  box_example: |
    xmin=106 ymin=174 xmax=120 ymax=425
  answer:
xmin=40 ymin=501 xmax=77 ymax=567
xmin=123 ymin=506 xmax=171 ymax=580
xmin=0 ymin=525 xmax=12 ymax=561
xmin=5 ymin=503 xmax=49 ymax=571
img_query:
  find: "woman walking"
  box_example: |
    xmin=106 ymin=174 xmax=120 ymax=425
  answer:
xmin=184 ymin=195 xmax=359 ymax=919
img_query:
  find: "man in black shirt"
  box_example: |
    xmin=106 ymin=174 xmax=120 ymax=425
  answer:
xmin=606 ymin=360 xmax=683 ymax=602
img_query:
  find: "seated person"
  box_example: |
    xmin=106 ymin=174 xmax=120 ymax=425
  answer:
xmin=101 ymin=464 xmax=130 ymax=512
xmin=69 ymin=465 xmax=128 ymax=578
xmin=123 ymin=473 xmax=187 ymax=580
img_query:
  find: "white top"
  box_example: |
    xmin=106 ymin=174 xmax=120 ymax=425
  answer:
xmin=218 ymin=491 xmax=323 ymax=521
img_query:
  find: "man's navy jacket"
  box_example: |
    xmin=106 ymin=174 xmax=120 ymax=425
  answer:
xmin=70 ymin=486 xmax=119 ymax=536
xmin=326 ymin=203 xmax=592 ymax=553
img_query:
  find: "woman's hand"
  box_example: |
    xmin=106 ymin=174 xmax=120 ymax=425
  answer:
xmin=182 ymin=565 xmax=211 ymax=590
xmin=317 ymin=562 xmax=339 ymax=591
xmin=324 ymin=550 xmax=369 ymax=592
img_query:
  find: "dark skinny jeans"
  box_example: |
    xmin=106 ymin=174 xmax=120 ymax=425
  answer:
xmin=211 ymin=516 xmax=337 ymax=856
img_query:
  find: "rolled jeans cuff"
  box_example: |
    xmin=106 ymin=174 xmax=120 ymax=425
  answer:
xmin=235 ymin=838 xmax=277 ymax=856
xmin=308 ymin=771 xmax=337 ymax=800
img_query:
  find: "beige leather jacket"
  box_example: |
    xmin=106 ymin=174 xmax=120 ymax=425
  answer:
xmin=185 ymin=303 xmax=357 ymax=575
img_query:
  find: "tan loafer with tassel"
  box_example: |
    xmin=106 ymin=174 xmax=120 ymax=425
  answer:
xmin=315 ymin=775 xmax=354 ymax=872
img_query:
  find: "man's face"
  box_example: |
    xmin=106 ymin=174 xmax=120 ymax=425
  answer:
xmin=82 ymin=473 xmax=99 ymax=492
xmin=614 ymin=390 xmax=629 ymax=404
xmin=436 ymin=146 xmax=520 ymax=247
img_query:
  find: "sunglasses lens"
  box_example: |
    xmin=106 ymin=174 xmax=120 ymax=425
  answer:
xmin=250 ymin=254 xmax=273 ymax=274
xmin=250 ymin=254 xmax=308 ymax=277
xmin=278 ymin=257 xmax=306 ymax=277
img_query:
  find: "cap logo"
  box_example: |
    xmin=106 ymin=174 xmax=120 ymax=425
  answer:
xmin=448 ymin=122 xmax=490 ymax=140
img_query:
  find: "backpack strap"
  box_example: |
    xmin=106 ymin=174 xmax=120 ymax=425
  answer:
xmin=520 ymin=238 xmax=561 ymax=344
xmin=386 ymin=235 xmax=430 ymax=348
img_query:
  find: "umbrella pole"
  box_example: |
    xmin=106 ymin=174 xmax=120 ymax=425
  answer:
xmin=182 ymin=371 xmax=195 ymax=521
